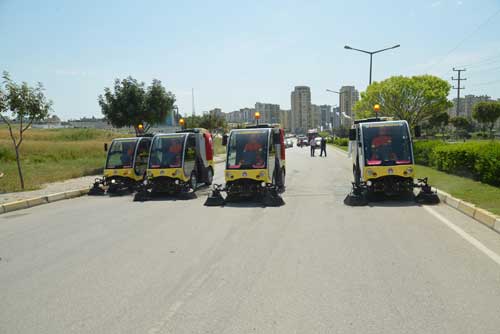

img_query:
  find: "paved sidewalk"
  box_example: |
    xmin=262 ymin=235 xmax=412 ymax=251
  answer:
xmin=0 ymin=175 xmax=97 ymax=205
xmin=0 ymin=155 xmax=226 ymax=205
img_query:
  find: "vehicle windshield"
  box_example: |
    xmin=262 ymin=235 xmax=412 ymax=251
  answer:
xmin=227 ymin=130 xmax=268 ymax=169
xmin=149 ymin=135 xmax=185 ymax=168
xmin=362 ymin=123 xmax=412 ymax=166
xmin=105 ymin=138 xmax=138 ymax=169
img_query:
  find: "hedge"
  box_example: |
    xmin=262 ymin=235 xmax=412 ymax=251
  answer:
xmin=414 ymin=140 xmax=500 ymax=186
xmin=333 ymin=138 xmax=349 ymax=146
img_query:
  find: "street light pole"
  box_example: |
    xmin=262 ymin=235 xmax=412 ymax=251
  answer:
xmin=344 ymin=44 xmax=400 ymax=85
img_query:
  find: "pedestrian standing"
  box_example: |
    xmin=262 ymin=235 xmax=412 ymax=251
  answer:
xmin=320 ymin=137 xmax=327 ymax=157
xmin=309 ymin=137 xmax=316 ymax=157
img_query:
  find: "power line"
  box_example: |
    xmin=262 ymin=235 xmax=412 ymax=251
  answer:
xmin=468 ymin=78 xmax=500 ymax=87
xmin=452 ymin=68 xmax=467 ymax=117
xmin=427 ymin=7 xmax=500 ymax=71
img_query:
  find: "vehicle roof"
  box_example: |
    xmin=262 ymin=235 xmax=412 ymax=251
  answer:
xmin=111 ymin=137 xmax=139 ymax=142
xmin=359 ymin=120 xmax=409 ymax=127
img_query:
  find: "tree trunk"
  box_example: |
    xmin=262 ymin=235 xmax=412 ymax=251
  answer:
xmin=14 ymin=145 xmax=25 ymax=190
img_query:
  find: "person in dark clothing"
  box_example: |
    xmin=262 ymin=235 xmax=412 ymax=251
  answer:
xmin=320 ymin=137 xmax=327 ymax=157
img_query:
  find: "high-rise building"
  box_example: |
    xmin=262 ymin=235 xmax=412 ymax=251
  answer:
xmin=255 ymin=102 xmax=280 ymax=124
xmin=311 ymin=104 xmax=321 ymax=129
xmin=279 ymin=109 xmax=291 ymax=131
xmin=339 ymin=86 xmax=359 ymax=126
xmin=448 ymin=95 xmax=491 ymax=119
xmin=319 ymin=104 xmax=332 ymax=129
xmin=291 ymin=86 xmax=311 ymax=134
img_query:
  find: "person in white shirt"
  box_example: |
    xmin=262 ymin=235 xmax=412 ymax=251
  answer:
xmin=309 ymin=138 xmax=316 ymax=157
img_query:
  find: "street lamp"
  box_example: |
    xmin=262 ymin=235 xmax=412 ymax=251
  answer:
xmin=344 ymin=44 xmax=400 ymax=85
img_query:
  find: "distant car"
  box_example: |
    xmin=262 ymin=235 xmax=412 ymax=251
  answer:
xmin=297 ymin=137 xmax=309 ymax=147
xmin=315 ymin=137 xmax=322 ymax=147
xmin=285 ymin=139 xmax=294 ymax=148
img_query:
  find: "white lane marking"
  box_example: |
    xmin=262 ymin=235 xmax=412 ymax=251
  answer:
xmin=424 ymin=206 xmax=500 ymax=266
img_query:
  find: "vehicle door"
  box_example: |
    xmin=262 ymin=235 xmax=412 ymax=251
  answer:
xmin=267 ymin=130 xmax=275 ymax=182
xmin=183 ymin=134 xmax=196 ymax=178
xmin=134 ymin=138 xmax=151 ymax=177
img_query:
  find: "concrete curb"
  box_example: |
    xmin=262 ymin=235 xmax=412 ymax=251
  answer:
xmin=0 ymin=156 xmax=226 ymax=216
xmin=0 ymin=187 xmax=90 ymax=216
xmin=331 ymin=144 xmax=500 ymax=235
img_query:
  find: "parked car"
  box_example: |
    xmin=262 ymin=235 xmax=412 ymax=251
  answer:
xmin=314 ymin=137 xmax=322 ymax=147
xmin=297 ymin=137 xmax=309 ymax=147
xmin=285 ymin=139 xmax=294 ymax=148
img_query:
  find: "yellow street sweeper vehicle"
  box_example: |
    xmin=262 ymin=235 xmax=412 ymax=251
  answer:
xmin=133 ymin=128 xmax=215 ymax=201
xmin=205 ymin=124 xmax=286 ymax=207
xmin=89 ymin=136 xmax=152 ymax=195
xmin=344 ymin=118 xmax=439 ymax=206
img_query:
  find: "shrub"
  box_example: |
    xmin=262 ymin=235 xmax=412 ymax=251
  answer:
xmin=413 ymin=140 xmax=445 ymax=166
xmin=416 ymin=141 xmax=500 ymax=186
xmin=333 ymin=138 xmax=349 ymax=146
xmin=474 ymin=143 xmax=500 ymax=186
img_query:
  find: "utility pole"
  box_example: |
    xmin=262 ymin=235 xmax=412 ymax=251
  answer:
xmin=452 ymin=68 xmax=466 ymax=117
xmin=191 ymin=88 xmax=195 ymax=117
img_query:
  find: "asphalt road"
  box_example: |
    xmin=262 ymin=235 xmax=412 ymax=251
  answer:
xmin=1 ymin=144 xmax=500 ymax=334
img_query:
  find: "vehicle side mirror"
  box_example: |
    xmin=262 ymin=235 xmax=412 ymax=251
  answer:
xmin=104 ymin=143 xmax=108 ymax=152
xmin=414 ymin=126 xmax=421 ymax=138
xmin=222 ymin=134 xmax=228 ymax=146
xmin=349 ymin=129 xmax=356 ymax=141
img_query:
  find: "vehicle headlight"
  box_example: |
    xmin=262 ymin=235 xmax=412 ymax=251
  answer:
xmin=111 ymin=179 xmax=116 ymax=184
xmin=226 ymin=172 xmax=233 ymax=178
xmin=366 ymin=169 xmax=377 ymax=177
xmin=367 ymin=180 xmax=372 ymax=186
xmin=388 ymin=168 xmax=394 ymax=175
xmin=174 ymin=179 xmax=180 ymax=184
xmin=261 ymin=182 xmax=266 ymax=187
xmin=259 ymin=171 xmax=265 ymax=177
xmin=406 ymin=167 xmax=413 ymax=174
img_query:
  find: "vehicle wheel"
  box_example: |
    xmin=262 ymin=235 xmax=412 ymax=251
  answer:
xmin=205 ymin=167 xmax=213 ymax=186
xmin=190 ymin=171 xmax=197 ymax=191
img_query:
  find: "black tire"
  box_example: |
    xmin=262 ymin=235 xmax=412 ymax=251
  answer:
xmin=205 ymin=167 xmax=213 ymax=186
xmin=189 ymin=171 xmax=197 ymax=191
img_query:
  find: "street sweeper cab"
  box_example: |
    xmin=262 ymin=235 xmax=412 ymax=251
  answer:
xmin=89 ymin=136 xmax=152 ymax=195
xmin=205 ymin=124 xmax=286 ymax=206
xmin=134 ymin=128 xmax=214 ymax=200
xmin=344 ymin=118 xmax=439 ymax=206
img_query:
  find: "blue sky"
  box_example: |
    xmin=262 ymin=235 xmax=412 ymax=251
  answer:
xmin=1 ymin=0 xmax=500 ymax=120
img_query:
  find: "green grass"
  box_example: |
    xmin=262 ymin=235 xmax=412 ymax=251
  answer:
xmin=212 ymin=136 xmax=226 ymax=155
xmin=0 ymin=128 xmax=226 ymax=193
xmin=415 ymin=165 xmax=500 ymax=216
xmin=0 ymin=128 xmax=123 ymax=193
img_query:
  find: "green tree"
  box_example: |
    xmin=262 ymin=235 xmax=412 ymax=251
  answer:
xmin=353 ymin=75 xmax=452 ymax=129
xmin=199 ymin=114 xmax=227 ymax=132
xmin=0 ymin=71 xmax=52 ymax=189
xmin=427 ymin=111 xmax=449 ymax=137
xmin=450 ymin=116 xmax=472 ymax=140
xmin=472 ymin=101 xmax=500 ymax=138
xmin=99 ymin=77 xmax=175 ymax=135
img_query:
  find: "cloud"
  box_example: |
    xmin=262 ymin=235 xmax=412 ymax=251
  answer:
xmin=431 ymin=1 xmax=442 ymax=7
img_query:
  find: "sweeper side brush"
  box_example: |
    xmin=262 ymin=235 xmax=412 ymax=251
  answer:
xmin=414 ymin=177 xmax=440 ymax=205
xmin=204 ymin=184 xmax=226 ymax=206
xmin=343 ymin=182 xmax=368 ymax=206
xmin=88 ymin=178 xmax=105 ymax=196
